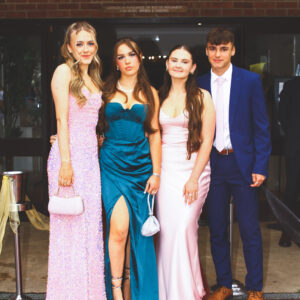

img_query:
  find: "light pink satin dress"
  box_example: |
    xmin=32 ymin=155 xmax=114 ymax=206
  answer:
xmin=46 ymin=89 xmax=106 ymax=300
xmin=157 ymin=109 xmax=211 ymax=300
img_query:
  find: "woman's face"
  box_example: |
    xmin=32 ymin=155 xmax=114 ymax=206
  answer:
xmin=166 ymin=48 xmax=196 ymax=80
xmin=116 ymin=43 xmax=141 ymax=77
xmin=67 ymin=29 xmax=98 ymax=66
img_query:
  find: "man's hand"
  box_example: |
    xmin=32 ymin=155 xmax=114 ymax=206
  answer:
xmin=50 ymin=134 xmax=57 ymax=145
xmin=250 ymin=173 xmax=266 ymax=187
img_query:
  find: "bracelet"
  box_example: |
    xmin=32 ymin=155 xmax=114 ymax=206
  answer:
xmin=153 ymin=172 xmax=160 ymax=178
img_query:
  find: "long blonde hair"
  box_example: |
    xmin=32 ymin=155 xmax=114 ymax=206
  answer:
xmin=61 ymin=21 xmax=103 ymax=106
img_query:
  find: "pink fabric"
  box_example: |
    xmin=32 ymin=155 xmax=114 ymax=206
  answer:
xmin=46 ymin=89 xmax=106 ymax=300
xmin=156 ymin=109 xmax=211 ymax=300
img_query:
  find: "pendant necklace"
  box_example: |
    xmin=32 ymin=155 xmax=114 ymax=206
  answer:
xmin=117 ymin=81 xmax=134 ymax=93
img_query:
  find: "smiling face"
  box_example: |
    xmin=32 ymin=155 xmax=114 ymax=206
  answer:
xmin=166 ymin=48 xmax=196 ymax=80
xmin=116 ymin=43 xmax=141 ymax=77
xmin=67 ymin=29 xmax=98 ymax=66
xmin=206 ymin=42 xmax=235 ymax=76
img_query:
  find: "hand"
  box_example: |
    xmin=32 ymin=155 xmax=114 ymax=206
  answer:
xmin=58 ymin=162 xmax=74 ymax=187
xmin=144 ymin=174 xmax=160 ymax=195
xmin=50 ymin=134 xmax=57 ymax=145
xmin=98 ymin=135 xmax=104 ymax=148
xmin=250 ymin=173 xmax=266 ymax=188
xmin=183 ymin=178 xmax=198 ymax=205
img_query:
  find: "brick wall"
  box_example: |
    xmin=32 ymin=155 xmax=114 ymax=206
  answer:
xmin=0 ymin=0 xmax=300 ymax=19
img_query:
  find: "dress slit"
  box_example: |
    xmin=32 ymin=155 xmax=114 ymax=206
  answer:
xmin=100 ymin=102 xmax=158 ymax=300
xmin=103 ymin=179 xmax=147 ymax=300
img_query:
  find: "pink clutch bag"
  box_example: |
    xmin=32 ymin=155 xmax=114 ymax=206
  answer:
xmin=48 ymin=186 xmax=84 ymax=216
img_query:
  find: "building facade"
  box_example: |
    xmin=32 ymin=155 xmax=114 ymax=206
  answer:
xmin=0 ymin=0 xmax=299 ymax=210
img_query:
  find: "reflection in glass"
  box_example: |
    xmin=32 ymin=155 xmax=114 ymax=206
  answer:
xmin=246 ymin=34 xmax=300 ymax=77
xmin=0 ymin=36 xmax=42 ymax=138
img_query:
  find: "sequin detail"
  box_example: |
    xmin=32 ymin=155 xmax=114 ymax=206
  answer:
xmin=46 ymin=89 xmax=106 ymax=300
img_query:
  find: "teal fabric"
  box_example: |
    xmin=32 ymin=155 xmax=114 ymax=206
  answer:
xmin=100 ymin=102 xmax=158 ymax=300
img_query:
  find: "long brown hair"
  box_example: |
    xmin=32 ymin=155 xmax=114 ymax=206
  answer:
xmin=159 ymin=45 xmax=204 ymax=159
xmin=61 ymin=21 xmax=103 ymax=106
xmin=97 ymin=38 xmax=156 ymax=135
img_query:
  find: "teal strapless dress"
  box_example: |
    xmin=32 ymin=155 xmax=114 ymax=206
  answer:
xmin=100 ymin=102 xmax=158 ymax=300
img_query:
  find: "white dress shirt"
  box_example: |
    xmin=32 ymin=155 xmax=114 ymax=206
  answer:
xmin=211 ymin=64 xmax=233 ymax=150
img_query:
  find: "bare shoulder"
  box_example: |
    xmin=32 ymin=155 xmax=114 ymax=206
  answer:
xmin=199 ymin=88 xmax=211 ymax=99
xmin=199 ymin=88 xmax=214 ymax=113
xmin=52 ymin=64 xmax=71 ymax=80
xmin=52 ymin=64 xmax=71 ymax=86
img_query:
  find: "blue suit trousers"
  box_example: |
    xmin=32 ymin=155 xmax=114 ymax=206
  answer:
xmin=206 ymin=148 xmax=263 ymax=291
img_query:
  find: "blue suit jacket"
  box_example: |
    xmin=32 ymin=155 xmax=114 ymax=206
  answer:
xmin=197 ymin=65 xmax=271 ymax=183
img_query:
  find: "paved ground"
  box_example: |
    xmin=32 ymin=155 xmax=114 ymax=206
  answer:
xmin=0 ymin=221 xmax=299 ymax=297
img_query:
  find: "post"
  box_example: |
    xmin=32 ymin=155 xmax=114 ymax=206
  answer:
xmin=0 ymin=171 xmax=32 ymax=300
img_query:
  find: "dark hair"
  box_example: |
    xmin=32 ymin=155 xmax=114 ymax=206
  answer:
xmin=97 ymin=38 xmax=156 ymax=135
xmin=159 ymin=45 xmax=204 ymax=160
xmin=206 ymin=27 xmax=235 ymax=46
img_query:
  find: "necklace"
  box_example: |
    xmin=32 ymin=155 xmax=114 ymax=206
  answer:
xmin=117 ymin=81 xmax=134 ymax=93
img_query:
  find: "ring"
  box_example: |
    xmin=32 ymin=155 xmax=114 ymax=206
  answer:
xmin=188 ymin=193 xmax=193 ymax=196
xmin=255 ymin=182 xmax=259 ymax=185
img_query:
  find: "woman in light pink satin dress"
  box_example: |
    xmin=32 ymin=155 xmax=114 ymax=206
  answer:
xmin=157 ymin=45 xmax=215 ymax=300
xmin=47 ymin=22 xmax=106 ymax=300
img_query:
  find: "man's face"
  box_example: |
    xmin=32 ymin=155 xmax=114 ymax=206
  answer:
xmin=206 ymin=42 xmax=235 ymax=75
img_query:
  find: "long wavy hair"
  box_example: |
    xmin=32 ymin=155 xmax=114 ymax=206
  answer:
xmin=61 ymin=21 xmax=103 ymax=106
xmin=159 ymin=45 xmax=204 ymax=159
xmin=97 ymin=38 xmax=156 ymax=135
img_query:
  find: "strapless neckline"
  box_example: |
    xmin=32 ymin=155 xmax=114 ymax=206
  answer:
xmin=108 ymin=102 xmax=146 ymax=111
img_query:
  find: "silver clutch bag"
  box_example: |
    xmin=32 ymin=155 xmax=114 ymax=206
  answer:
xmin=48 ymin=186 xmax=84 ymax=216
xmin=141 ymin=193 xmax=160 ymax=237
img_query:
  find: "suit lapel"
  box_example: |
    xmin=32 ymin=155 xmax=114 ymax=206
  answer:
xmin=229 ymin=65 xmax=241 ymax=127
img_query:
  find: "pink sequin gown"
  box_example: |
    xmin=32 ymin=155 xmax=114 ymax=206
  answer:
xmin=156 ymin=109 xmax=211 ymax=300
xmin=46 ymin=88 xmax=106 ymax=300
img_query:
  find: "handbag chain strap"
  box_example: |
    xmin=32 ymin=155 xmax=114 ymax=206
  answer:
xmin=147 ymin=193 xmax=155 ymax=216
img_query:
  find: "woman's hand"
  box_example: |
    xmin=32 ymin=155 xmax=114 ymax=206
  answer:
xmin=58 ymin=162 xmax=74 ymax=187
xmin=50 ymin=134 xmax=57 ymax=145
xmin=183 ymin=178 xmax=198 ymax=205
xmin=144 ymin=174 xmax=160 ymax=195
xmin=98 ymin=135 xmax=104 ymax=148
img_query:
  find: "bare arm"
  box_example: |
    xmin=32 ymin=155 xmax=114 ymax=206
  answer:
xmin=184 ymin=89 xmax=215 ymax=204
xmin=51 ymin=64 xmax=73 ymax=187
xmin=145 ymin=87 xmax=162 ymax=194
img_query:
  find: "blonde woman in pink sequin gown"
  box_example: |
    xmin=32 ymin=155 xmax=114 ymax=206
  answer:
xmin=47 ymin=22 xmax=106 ymax=300
xmin=157 ymin=45 xmax=215 ymax=300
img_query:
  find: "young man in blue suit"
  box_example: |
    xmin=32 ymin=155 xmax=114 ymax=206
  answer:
xmin=197 ymin=28 xmax=271 ymax=300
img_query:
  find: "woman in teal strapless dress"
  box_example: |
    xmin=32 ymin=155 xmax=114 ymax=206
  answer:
xmin=98 ymin=38 xmax=161 ymax=300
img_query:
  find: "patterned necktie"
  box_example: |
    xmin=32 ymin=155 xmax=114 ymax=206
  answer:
xmin=215 ymin=77 xmax=226 ymax=152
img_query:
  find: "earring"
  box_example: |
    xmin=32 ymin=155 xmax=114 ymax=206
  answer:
xmin=116 ymin=66 xmax=119 ymax=71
